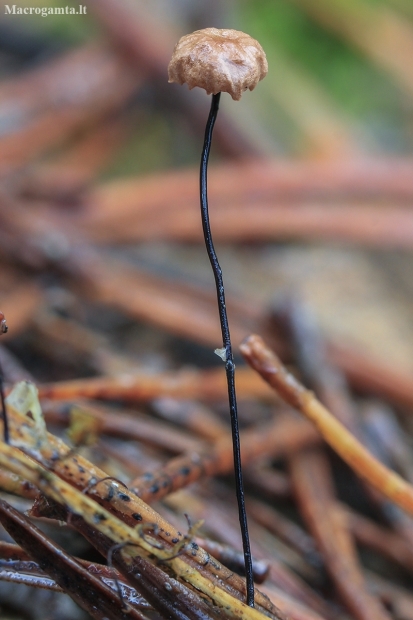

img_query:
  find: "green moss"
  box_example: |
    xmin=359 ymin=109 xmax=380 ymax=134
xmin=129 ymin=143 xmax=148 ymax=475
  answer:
xmin=239 ymin=0 xmax=403 ymax=119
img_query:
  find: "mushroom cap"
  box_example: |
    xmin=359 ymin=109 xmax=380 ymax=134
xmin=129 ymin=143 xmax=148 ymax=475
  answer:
xmin=168 ymin=28 xmax=268 ymax=101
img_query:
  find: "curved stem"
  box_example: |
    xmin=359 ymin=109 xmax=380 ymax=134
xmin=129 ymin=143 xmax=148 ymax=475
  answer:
xmin=199 ymin=92 xmax=254 ymax=607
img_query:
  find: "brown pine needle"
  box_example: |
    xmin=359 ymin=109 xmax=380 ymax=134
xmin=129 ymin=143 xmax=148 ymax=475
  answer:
xmin=289 ymin=449 xmax=392 ymax=620
xmin=240 ymin=334 xmax=413 ymax=516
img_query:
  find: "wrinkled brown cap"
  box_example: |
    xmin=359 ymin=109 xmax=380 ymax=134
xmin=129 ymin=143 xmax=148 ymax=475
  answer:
xmin=168 ymin=28 xmax=268 ymax=101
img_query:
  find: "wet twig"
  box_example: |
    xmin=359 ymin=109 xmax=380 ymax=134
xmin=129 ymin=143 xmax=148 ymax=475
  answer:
xmin=240 ymin=334 xmax=413 ymax=516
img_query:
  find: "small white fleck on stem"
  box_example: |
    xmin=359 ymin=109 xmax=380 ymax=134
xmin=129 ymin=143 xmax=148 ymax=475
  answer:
xmin=214 ymin=347 xmax=227 ymax=362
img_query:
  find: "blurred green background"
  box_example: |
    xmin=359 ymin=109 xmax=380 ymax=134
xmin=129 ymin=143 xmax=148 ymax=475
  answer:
xmin=2 ymin=0 xmax=413 ymax=177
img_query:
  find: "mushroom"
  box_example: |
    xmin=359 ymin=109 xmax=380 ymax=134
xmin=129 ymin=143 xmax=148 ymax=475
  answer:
xmin=168 ymin=28 xmax=268 ymax=101
xmin=169 ymin=28 xmax=268 ymax=608
xmin=0 ymin=311 xmax=8 ymax=443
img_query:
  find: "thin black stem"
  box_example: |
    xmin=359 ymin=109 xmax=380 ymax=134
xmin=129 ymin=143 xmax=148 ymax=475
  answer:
xmin=199 ymin=92 xmax=254 ymax=607
xmin=0 ymin=363 xmax=9 ymax=444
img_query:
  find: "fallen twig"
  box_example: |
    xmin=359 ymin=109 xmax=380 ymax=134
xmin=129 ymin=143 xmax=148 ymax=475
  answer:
xmin=0 ymin=383 xmax=284 ymax=620
xmin=37 ymin=367 xmax=275 ymax=403
xmin=240 ymin=334 xmax=413 ymax=516
xmin=129 ymin=413 xmax=318 ymax=503
xmin=0 ymin=500 xmax=147 ymax=620
xmin=289 ymin=448 xmax=391 ymax=620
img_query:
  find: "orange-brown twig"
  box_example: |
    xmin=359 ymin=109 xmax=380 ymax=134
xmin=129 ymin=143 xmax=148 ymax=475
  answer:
xmin=289 ymin=449 xmax=391 ymax=620
xmin=240 ymin=334 xmax=413 ymax=516
xmin=37 ymin=367 xmax=275 ymax=403
xmin=129 ymin=414 xmax=318 ymax=503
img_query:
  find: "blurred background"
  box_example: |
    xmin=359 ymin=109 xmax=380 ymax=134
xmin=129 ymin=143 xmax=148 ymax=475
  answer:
xmin=0 ymin=0 xmax=413 ymax=379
